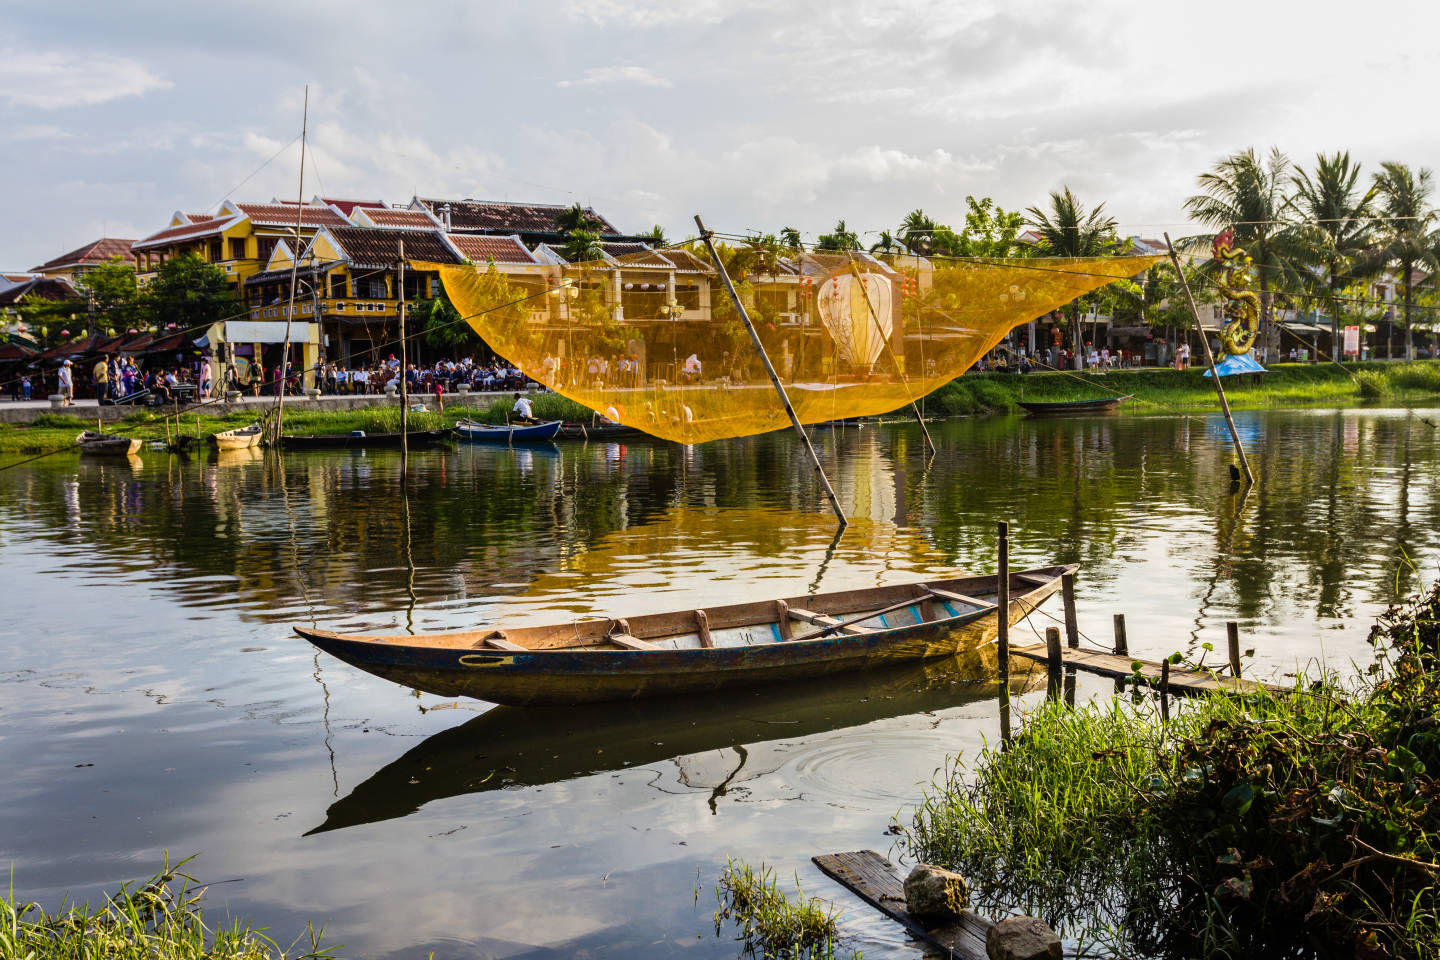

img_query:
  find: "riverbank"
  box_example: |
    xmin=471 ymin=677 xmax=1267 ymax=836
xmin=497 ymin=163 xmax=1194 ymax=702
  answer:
xmin=925 ymin=359 xmax=1440 ymax=416
xmin=903 ymin=578 xmax=1440 ymax=959
xmin=0 ymin=393 xmax=594 ymax=454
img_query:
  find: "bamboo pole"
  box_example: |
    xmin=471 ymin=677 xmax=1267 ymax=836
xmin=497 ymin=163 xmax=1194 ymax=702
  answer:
xmin=996 ymin=520 xmax=1009 ymax=675
xmin=274 ymin=86 xmax=308 ymax=446
xmin=845 ymin=260 xmax=935 ymax=454
xmin=1227 ymin=621 xmax=1242 ymax=677
xmin=1061 ymin=571 xmax=1079 ymax=650
xmin=1045 ymin=626 xmax=1062 ymax=700
xmin=1164 ymin=233 xmax=1254 ymax=485
xmin=398 ymin=237 xmax=408 ymax=476
xmin=695 ymin=215 xmax=846 ymax=527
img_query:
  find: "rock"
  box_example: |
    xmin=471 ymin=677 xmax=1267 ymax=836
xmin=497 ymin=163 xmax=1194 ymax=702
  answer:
xmin=986 ymin=916 xmax=1062 ymax=960
xmin=903 ymin=864 xmax=969 ymax=923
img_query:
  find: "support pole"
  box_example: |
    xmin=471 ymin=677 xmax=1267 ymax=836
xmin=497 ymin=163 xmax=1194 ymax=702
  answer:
xmin=1165 ymin=233 xmax=1254 ymax=485
xmin=695 ymin=215 xmax=846 ymax=527
xmin=274 ymin=85 xmax=308 ymax=446
xmin=1045 ymin=626 xmax=1063 ymax=700
xmin=996 ymin=520 xmax=1009 ymax=677
xmin=1061 ymin=571 xmax=1079 ymax=651
xmin=1227 ymin=621 xmax=1242 ymax=677
xmin=397 ymin=237 xmax=408 ymax=476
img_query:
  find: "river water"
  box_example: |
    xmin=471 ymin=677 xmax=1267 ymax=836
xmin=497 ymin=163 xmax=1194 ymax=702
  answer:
xmin=2 ymin=408 xmax=1438 ymax=958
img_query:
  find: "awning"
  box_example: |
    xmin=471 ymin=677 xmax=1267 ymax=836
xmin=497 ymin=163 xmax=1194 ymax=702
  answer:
xmin=223 ymin=320 xmax=315 ymax=344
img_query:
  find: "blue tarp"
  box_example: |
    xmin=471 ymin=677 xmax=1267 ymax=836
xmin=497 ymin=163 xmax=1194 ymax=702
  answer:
xmin=1204 ymin=353 xmax=1267 ymax=377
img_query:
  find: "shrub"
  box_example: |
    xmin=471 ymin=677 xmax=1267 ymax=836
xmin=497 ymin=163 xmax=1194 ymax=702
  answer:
xmin=1354 ymin=370 xmax=1388 ymax=399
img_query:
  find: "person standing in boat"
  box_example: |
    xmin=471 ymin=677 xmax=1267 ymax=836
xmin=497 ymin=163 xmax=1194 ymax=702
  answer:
xmin=511 ymin=391 xmax=536 ymax=423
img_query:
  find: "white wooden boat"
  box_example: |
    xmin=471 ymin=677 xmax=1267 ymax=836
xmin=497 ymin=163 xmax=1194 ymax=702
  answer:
xmin=211 ymin=422 xmax=263 ymax=450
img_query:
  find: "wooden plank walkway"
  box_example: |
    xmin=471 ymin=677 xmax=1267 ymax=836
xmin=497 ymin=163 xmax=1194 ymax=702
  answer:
xmin=812 ymin=850 xmax=991 ymax=960
xmin=1010 ymin=642 xmax=1286 ymax=695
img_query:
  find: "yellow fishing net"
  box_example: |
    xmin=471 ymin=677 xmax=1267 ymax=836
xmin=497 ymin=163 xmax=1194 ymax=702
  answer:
xmin=434 ymin=247 xmax=1160 ymax=444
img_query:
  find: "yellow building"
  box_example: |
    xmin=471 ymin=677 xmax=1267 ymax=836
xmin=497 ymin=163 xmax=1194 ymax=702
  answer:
xmin=130 ymin=200 xmax=352 ymax=286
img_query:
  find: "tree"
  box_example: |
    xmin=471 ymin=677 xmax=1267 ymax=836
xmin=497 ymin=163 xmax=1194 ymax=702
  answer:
xmin=815 ymin=219 xmax=860 ymax=251
xmin=779 ymin=226 xmax=803 ymax=250
xmin=78 ymin=256 xmax=141 ymax=335
xmin=144 ymin=253 xmax=238 ymax=334
xmin=1026 ymin=187 xmax=1122 ymax=368
xmin=899 ymin=209 xmax=935 ymax=254
xmin=1184 ymin=148 xmax=1309 ymax=358
xmin=933 ymin=196 xmax=1027 ymax=258
xmin=1364 ymin=161 xmax=1439 ymax=361
xmin=562 ymin=229 xmax=606 ymax=263
xmin=869 ymin=230 xmax=902 ymax=255
xmin=556 ymin=203 xmax=600 ymax=235
xmin=642 ymin=224 xmax=667 ymax=246
xmin=1290 ymin=152 xmax=1376 ymax=360
xmin=414 ymin=288 xmax=475 ymax=352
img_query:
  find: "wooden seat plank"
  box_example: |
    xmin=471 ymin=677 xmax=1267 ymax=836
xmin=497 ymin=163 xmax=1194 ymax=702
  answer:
xmin=789 ymin=607 xmax=866 ymax=634
xmin=925 ymin=586 xmax=998 ymax=611
xmin=812 ymin=850 xmax=990 ymax=960
xmin=478 ymin=632 xmax=527 ymax=652
xmin=608 ymin=633 xmax=658 ymax=651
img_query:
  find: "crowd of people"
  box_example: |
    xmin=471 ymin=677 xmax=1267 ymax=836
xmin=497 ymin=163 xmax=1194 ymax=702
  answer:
xmin=311 ymin=356 xmax=536 ymax=396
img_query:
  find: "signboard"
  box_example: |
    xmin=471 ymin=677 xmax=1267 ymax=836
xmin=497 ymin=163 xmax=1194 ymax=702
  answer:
xmin=1343 ymin=325 xmax=1361 ymax=356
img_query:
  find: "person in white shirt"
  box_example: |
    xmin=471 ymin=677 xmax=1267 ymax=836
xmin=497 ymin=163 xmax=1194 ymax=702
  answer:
xmin=57 ymin=360 xmax=74 ymax=404
xmin=512 ymin=391 xmax=535 ymax=422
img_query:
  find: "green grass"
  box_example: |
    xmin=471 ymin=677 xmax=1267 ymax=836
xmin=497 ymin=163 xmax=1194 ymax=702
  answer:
xmin=902 ymin=577 xmax=1440 ymax=959
xmin=1 ymin=855 xmax=333 ymax=959
xmin=713 ymin=859 xmax=850 ymax=960
xmin=923 ymin=359 xmax=1440 ymax=417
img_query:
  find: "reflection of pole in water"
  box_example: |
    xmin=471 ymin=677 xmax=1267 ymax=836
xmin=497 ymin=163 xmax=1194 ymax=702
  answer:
xmin=708 ymin=744 xmax=749 ymax=816
xmin=313 ymin=652 xmax=339 ymax=797
xmin=401 ymin=478 xmax=417 ymax=635
xmin=1190 ymin=479 xmax=1252 ymax=649
xmin=807 ymin=524 xmax=846 ymax=595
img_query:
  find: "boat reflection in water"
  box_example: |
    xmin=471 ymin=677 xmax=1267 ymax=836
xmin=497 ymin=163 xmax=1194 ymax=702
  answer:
xmin=308 ymin=654 xmax=1040 ymax=834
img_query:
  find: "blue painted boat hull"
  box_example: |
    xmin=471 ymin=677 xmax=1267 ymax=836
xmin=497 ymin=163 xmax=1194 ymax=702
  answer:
xmin=456 ymin=419 xmax=562 ymax=442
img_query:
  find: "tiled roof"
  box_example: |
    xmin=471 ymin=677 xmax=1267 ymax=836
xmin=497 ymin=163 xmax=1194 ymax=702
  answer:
xmin=447 ymin=234 xmax=539 ymax=264
xmin=0 ymin=276 xmax=81 ymax=306
xmin=235 ymin=203 xmax=350 ymax=228
xmin=657 ymin=249 xmax=714 ymax=275
xmin=358 ymin=208 xmax=439 ymax=229
xmin=417 ymin=197 xmax=621 ymax=235
xmin=187 ymin=213 xmax=215 ymax=223
xmin=133 ymin=217 xmax=233 ymax=250
xmin=322 ymin=198 xmax=387 ymax=216
xmin=3 ymin=273 xmax=35 ymax=284
xmin=31 ymin=237 xmax=138 ymax=272
xmin=327 ymin=227 xmax=462 ymax=268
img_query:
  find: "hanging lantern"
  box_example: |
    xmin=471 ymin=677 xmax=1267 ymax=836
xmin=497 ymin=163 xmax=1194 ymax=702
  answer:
xmin=60 ymin=329 xmax=70 ymax=337
xmin=128 ymin=328 xmax=138 ymax=335
xmin=816 ymin=272 xmax=894 ymax=372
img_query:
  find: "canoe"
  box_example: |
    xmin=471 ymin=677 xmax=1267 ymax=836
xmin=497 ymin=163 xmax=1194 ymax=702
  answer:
xmin=278 ymin=429 xmax=451 ymax=450
xmin=211 ymin=422 xmax=262 ymax=450
xmin=556 ymin=421 xmax=645 ymax=441
xmin=295 ymin=564 xmax=1073 ymax=706
xmin=1017 ymin=396 xmax=1131 ymax=417
xmin=456 ymin=419 xmax=562 ymax=443
xmin=76 ymin=431 xmax=141 ymax=456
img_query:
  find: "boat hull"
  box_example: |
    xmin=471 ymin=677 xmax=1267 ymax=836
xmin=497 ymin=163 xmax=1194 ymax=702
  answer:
xmin=456 ymin=419 xmax=562 ymax=443
xmin=1018 ymin=396 xmax=1130 ymax=417
xmin=212 ymin=424 xmax=262 ymax=450
xmin=76 ymin=432 xmax=141 ymax=456
xmin=279 ymin=430 xmax=451 ymax=449
xmin=296 ymin=567 xmax=1066 ymax=706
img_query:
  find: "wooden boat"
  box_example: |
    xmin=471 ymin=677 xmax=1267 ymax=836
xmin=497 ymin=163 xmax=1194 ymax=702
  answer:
xmin=278 ymin=429 xmax=451 ymax=450
xmin=556 ymin=421 xmax=645 ymax=441
xmin=295 ymin=564 xmax=1073 ymax=706
xmin=455 ymin=418 xmax=562 ymax=443
xmin=76 ymin=430 xmax=141 ymax=456
xmin=1017 ymin=395 xmax=1131 ymax=417
xmin=210 ymin=422 xmax=262 ymax=450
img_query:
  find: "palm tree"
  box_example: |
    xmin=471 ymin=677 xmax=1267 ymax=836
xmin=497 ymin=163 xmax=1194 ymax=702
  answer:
xmin=816 ymin=220 xmax=860 ymax=251
xmin=562 ymin=228 xmax=605 ymax=263
xmin=1290 ymin=152 xmax=1376 ymax=359
xmin=899 ymin=209 xmax=935 ymax=254
xmin=555 ymin=203 xmax=599 ymax=235
xmin=1026 ymin=187 xmax=1121 ymax=368
xmin=643 ymin=224 xmax=668 ymax=246
xmin=1365 ymin=161 xmax=1439 ymax=361
xmin=869 ymin=230 xmax=902 ymax=255
xmin=779 ymin=226 xmax=803 ymax=249
xmin=1185 ymin=148 xmax=1309 ymax=359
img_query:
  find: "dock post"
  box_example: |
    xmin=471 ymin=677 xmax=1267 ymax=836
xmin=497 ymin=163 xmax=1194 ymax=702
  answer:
xmin=1160 ymin=659 xmax=1171 ymax=723
xmin=1045 ymin=626 xmax=1063 ymax=701
xmin=1061 ymin=572 xmax=1079 ymax=651
xmin=1112 ymin=613 xmax=1129 ymax=694
xmin=997 ymin=520 xmax=1011 ymax=745
xmin=1226 ymin=621 xmax=1242 ymax=677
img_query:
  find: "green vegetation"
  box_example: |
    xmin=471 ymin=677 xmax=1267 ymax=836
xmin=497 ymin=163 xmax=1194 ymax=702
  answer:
xmin=1 ymin=856 xmax=332 ymax=959
xmin=904 ymin=579 xmax=1440 ymax=959
xmin=922 ymin=360 xmax=1440 ymax=417
xmin=713 ymin=859 xmax=848 ymax=960
xmin=0 ymin=393 xmax=596 ymax=454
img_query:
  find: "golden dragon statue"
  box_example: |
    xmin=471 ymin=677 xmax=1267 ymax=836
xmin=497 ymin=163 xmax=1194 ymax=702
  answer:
xmin=1211 ymin=229 xmax=1262 ymax=355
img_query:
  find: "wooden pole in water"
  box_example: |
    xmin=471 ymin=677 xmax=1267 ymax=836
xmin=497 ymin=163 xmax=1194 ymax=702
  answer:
xmin=695 ymin=215 xmax=846 ymax=527
xmin=1164 ymin=233 xmax=1254 ymax=485
xmin=1227 ymin=621 xmax=1242 ymax=677
xmin=1112 ymin=613 xmax=1129 ymax=656
xmin=1045 ymin=626 xmax=1063 ymax=700
xmin=274 ymin=85 xmax=308 ymax=447
xmin=397 ymin=237 xmax=408 ymax=477
xmin=996 ymin=520 xmax=1010 ymax=676
xmin=1061 ymin=571 xmax=1079 ymax=650
xmin=1160 ymin=659 xmax=1171 ymax=722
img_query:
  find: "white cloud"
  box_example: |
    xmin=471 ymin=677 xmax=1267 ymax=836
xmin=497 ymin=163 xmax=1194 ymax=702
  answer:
xmin=7 ymin=123 xmax=73 ymax=142
xmin=560 ymin=0 xmax=745 ymax=27
xmin=558 ymin=65 xmax=673 ymax=89
xmin=0 ymin=49 xmax=170 ymax=108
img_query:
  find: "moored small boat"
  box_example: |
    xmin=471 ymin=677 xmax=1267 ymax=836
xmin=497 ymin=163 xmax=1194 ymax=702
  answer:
xmin=456 ymin=419 xmax=563 ymax=443
xmin=295 ymin=564 xmax=1073 ymax=706
xmin=1017 ymin=395 xmax=1131 ymax=417
xmin=556 ymin=421 xmax=645 ymax=441
xmin=278 ymin=429 xmax=451 ymax=450
xmin=76 ymin=430 xmax=141 ymax=456
xmin=211 ymin=422 xmax=263 ymax=451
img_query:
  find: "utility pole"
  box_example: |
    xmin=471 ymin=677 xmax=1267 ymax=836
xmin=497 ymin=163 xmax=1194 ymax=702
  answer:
xmin=398 ymin=237 xmax=408 ymax=476
xmin=274 ymin=85 xmax=308 ymax=445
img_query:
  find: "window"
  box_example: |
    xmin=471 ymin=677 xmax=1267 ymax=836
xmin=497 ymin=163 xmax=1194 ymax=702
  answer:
xmin=230 ymin=237 xmax=247 ymax=260
xmin=208 ymin=240 xmax=223 ymax=262
xmin=256 ymin=237 xmax=278 ymax=263
xmin=334 ymin=301 xmax=345 ymax=311
xmin=676 ymin=284 xmax=701 ymax=310
xmin=361 ymin=277 xmax=388 ymax=299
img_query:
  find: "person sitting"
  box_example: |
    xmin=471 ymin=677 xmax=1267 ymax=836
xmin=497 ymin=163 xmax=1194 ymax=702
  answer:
xmin=511 ymin=391 xmax=536 ymax=423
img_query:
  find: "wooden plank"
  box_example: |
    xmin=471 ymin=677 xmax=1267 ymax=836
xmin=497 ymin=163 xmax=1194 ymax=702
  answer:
xmin=1016 ymin=572 xmax=1053 ymax=588
xmin=608 ymin=634 xmax=658 ymax=651
xmin=789 ymin=591 xmax=935 ymax=643
xmin=694 ymin=609 xmax=713 ymax=649
xmin=774 ymin=599 xmax=793 ymax=640
xmin=788 ymin=608 xmax=868 ymax=635
xmin=1010 ymin=643 xmax=1285 ymax=695
xmin=480 ymin=633 xmax=527 ymax=652
xmin=811 ymin=850 xmax=990 ymax=960
xmin=925 ymin=586 xmax=997 ymax=611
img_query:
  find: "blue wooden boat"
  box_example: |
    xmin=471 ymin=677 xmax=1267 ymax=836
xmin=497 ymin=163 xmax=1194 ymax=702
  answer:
xmin=455 ymin=418 xmax=562 ymax=443
xmin=294 ymin=564 xmax=1072 ymax=706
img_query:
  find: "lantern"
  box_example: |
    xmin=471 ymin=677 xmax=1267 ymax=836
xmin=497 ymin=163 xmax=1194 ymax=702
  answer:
xmin=816 ymin=273 xmax=893 ymax=372
xmin=60 ymin=329 xmax=70 ymax=337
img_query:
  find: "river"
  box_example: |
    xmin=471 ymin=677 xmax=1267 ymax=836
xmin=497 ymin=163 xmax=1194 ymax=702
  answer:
xmin=1 ymin=407 xmax=1437 ymax=958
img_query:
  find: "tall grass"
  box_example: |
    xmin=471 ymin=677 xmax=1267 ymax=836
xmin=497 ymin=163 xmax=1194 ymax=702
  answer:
xmin=1 ymin=855 xmax=333 ymax=959
xmin=713 ymin=859 xmax=849 ymax=959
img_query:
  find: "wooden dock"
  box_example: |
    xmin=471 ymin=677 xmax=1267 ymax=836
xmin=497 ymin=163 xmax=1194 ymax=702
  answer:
xmin=1009 ymin=641 xmax=1286 ymax=696
xmin=812 ymin=850 xmax=991 ymax=960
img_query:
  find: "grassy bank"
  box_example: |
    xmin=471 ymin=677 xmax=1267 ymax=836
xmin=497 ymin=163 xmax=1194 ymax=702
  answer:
xmin=924 ymin=359 xmax=1440 ymax=417
xmin=903 ymin=579 xmax=1440 ymax=959
xmin=0 ymin=393 xmax=594 ymax=455
xmin=1 ymin=856 xmax=332 ymax=958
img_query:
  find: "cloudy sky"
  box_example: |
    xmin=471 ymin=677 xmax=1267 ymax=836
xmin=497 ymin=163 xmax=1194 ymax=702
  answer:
xmin=5 ymin=0 xmax=1439 ymax=269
